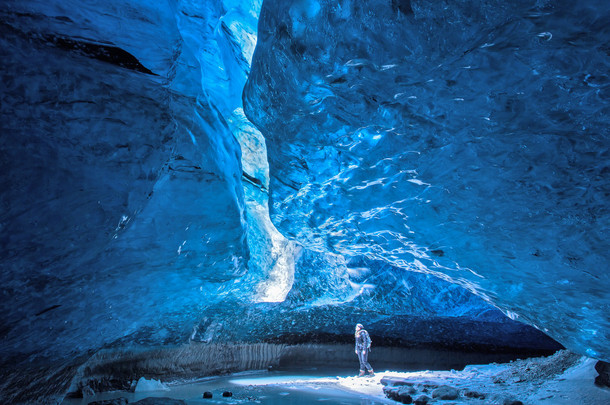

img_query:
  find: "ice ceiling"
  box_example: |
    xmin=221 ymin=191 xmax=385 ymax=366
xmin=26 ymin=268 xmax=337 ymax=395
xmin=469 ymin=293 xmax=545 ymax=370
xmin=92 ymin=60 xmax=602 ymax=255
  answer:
xmin=0 ymin=0 xmax=608 ymax=386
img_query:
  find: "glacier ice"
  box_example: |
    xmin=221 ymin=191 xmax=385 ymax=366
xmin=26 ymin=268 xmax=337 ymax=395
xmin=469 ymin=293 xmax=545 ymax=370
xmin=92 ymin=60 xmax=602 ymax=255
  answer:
xmin=244 ymin=0 xmax=610 ymax=359
xmin=0 ymin=0 xmax=608 ymax=402
xmin=0 ymin=0 xmax=253 ymax=362
xmin=134 ymin=377 xmax=169 ymax=393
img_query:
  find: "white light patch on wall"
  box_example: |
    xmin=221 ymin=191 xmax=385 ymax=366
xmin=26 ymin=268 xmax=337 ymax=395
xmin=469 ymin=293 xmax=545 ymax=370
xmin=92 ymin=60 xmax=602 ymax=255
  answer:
xmin=230 ymin=108 xmax=298 ymax=303
xmin=250 ymin=201 xmax=298 ymax=303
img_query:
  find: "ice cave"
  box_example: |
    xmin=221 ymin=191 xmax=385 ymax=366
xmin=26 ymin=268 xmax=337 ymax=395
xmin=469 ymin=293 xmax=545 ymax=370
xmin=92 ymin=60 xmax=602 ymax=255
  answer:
xmin=0 ymin=0 xmax=609 ymax=404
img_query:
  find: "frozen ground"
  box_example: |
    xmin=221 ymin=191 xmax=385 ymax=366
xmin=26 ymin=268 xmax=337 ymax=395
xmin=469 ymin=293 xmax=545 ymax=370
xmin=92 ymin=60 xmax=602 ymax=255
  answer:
xmin=345 ymin=353 xmax=610 ymax=404
xmin=62 ymin=351 xmax=610 ymax=404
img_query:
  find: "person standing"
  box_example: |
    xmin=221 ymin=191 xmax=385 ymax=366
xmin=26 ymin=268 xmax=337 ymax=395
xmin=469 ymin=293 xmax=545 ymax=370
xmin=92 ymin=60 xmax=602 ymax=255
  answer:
xmin=354 ymin=323 xmax=374 ymax=377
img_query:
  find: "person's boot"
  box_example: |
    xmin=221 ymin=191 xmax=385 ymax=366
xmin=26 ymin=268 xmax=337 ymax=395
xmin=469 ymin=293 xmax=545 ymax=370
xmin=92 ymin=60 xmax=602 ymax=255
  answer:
xmin=368 ymin=369 xmax=375 ymax=377
xmin=358 ymin=370 xmax=365 ymax=377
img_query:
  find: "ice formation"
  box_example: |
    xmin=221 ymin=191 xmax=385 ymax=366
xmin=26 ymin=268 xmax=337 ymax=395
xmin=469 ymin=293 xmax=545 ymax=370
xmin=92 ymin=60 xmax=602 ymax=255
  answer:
xmin=244 ymin=0 xmax=610 ymax=358
xmin=134 ymin=377 xmax=169 ymax=393
xmin=0 ymin=0 xmax=608 ymax=402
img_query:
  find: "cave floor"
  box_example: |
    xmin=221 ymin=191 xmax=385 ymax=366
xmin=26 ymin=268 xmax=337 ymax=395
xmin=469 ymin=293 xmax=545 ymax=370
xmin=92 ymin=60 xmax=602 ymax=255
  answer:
xmin=62 ymin=353 xmax=610 ymax=405
xmin=62 ymin=368 xmax=394 ymax=404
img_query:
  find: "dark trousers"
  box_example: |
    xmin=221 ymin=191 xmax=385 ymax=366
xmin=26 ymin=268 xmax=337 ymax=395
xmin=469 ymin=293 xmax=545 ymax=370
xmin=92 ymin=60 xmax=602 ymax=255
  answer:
xmin=357 ymin=349 xmax=372 ymax=371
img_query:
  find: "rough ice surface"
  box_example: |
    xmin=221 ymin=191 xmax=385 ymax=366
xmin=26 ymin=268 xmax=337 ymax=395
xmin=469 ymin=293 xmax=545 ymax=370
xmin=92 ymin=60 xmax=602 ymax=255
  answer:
xmin=134 ymin=377 xmax=169 ymax=393
xmin=0 ymin=0 xmax=257 ymax=362
xmin=0 ymin=0 xmax=608 ymax=401
xmin=244 ymin=0 xmax=610 ymax=359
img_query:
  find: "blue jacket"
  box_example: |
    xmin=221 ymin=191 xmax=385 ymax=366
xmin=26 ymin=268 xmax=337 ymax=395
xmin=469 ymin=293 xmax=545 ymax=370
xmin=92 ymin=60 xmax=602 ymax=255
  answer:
xmin=355 ymin=329 xmax=371 ymax=352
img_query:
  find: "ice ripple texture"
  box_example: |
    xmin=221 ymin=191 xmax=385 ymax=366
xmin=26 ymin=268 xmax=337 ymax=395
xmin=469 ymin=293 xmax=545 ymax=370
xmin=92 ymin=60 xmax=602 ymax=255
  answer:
xmin=244 ymin=0 xmax=610 ymax=359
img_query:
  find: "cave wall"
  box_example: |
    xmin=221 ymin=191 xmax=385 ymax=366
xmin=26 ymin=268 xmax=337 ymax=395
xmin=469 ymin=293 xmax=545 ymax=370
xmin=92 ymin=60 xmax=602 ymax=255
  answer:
xmin=244 ymin=0 xmax=610 ymax=359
